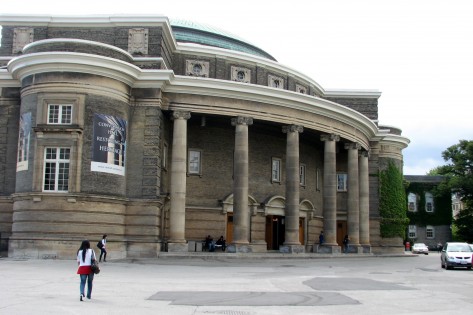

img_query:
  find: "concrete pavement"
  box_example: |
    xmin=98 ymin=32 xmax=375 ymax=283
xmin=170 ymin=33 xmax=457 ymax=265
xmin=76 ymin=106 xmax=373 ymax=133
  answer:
xmin=1 ymin=252 xmax=472 ymax=315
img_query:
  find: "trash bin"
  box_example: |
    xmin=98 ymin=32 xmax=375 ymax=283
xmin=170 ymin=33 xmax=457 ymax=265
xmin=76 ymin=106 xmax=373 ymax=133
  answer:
xmin=405 ymin=241 xmax=410 ymax=251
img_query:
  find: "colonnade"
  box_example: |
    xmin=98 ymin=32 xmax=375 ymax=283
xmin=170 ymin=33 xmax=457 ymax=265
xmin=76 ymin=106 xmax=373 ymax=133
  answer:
xmin=167 ymin=111 xmax=371 ymax=253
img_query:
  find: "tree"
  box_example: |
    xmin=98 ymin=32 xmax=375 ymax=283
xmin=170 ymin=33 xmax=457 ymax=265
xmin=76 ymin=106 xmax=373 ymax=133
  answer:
xmin=436 ymin=140 xmax=473 ymax=242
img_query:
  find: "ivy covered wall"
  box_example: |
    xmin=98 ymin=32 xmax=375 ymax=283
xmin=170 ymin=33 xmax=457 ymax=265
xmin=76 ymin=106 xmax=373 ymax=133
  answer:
xmin=379 ymin=161 xmax=409 ymax=238
xmin=405 ymin=180 xmax=452 ymax=227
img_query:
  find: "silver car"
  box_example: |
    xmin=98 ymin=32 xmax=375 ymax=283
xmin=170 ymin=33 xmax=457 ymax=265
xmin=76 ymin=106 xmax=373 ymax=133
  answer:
xmin=441 ymin=242 xmax=472 ymax=270
xmin=412 ymin=243 xmax=429 ymax=255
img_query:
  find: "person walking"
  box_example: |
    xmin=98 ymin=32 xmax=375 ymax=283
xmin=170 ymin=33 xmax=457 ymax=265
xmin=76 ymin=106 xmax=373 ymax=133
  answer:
xmin=319 ymin=231 xmax=324 ymax=245
xmin=343 ymin=235 xmax=350 ymax=253
xmin=99 ymin=234 xmax=107 ymax=262
xmin=76 ymin=240 xmax=96 ymax=301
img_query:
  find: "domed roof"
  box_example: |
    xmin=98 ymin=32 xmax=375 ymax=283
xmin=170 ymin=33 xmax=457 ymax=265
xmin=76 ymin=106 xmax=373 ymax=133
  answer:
xmin=170 ymin=19 xmax=276 ymax=61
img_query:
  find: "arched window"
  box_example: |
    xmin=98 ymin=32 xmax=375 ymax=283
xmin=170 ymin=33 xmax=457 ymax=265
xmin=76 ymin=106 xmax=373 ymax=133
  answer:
xmin=408 ymin=193 xmax=417 ymax=212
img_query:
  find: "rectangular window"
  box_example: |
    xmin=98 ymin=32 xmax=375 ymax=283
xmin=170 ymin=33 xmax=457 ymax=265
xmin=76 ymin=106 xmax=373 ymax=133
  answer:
xmin=271 ymin=158 xmax=281 ymax=183
xmin=48 ymin=104 xmax=72 ymax=124
xmin=426 ymin=226 xmax=434 ymax=238
xmin=299 ymin=164 xmax=306 ymax=186
xmin=408 ymin=225 xmax=417 ymax=238
xmin=188 ymin=150 xmax=202 ymax=175
xmin=337 ymin=173 xmax=347 ymax=191
xmin=43 ymin=147 xmax=70 ymax=192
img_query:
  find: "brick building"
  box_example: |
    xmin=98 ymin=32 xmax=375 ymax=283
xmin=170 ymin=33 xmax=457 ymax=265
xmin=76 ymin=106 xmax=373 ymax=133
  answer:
xmin=0 ymin=15 xmax=409 ymax=259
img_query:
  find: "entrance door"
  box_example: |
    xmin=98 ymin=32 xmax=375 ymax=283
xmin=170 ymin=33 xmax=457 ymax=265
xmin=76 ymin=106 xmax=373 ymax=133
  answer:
xmin=337 ymin=221 xmax=347 ymax=246
xmin=299 ymin=218 xmax=305 ymax=245
xmin=265 ymin=215 xmax=285 ymax=250
xmin=226 ymin=213 xmax=233 ymax=244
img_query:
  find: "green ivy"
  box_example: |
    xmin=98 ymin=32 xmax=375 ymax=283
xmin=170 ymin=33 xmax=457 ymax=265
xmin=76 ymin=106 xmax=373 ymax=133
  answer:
xmin=379 ymin=161 xmax=409 ymax=238
xmin=406 ymin=182 xmax=452 ymax=226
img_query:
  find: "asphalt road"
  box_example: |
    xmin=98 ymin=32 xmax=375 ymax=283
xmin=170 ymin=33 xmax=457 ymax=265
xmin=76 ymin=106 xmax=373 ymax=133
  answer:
xmin=1 ymin=252 xmax=472 ymax=315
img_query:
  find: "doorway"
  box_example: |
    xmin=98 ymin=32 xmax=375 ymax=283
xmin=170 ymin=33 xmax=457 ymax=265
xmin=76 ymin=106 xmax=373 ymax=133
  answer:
xmin=226 ymin=213 xmax=233 ymax=244
xmin=266 ymin=215 xmax=285 ymax=250
xmin=337 ymin=220 xmax=347 ymax=246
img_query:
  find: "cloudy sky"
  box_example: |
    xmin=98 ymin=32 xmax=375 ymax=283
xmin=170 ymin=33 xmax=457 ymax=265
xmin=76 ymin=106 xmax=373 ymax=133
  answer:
xmin=2 ymin=0 xmax=472 ymax=175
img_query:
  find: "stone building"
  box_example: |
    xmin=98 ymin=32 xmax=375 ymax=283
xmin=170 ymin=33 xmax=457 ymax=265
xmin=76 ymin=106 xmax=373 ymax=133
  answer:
xmin=0 ymin=15 xmax=409 ymax=259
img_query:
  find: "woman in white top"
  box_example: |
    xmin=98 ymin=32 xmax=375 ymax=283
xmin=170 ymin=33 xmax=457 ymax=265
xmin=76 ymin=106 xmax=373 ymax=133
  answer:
xmin=76 ymin=240 xmax=96 ymax=301
xmin=99 ymin=234 xmax=107 ymax=262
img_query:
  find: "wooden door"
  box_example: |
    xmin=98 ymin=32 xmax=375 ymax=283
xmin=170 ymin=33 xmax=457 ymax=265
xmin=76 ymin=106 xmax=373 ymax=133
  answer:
xmin=226 ymin=213 xmax=233 ymax=244
xmin=337 ymin=221 xmax=347 ymax=246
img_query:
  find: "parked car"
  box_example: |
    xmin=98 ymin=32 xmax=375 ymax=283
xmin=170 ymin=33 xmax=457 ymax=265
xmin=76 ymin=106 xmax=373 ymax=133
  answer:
xmin=412 ymin=243 xmax=429 ymax=255
xmin=469 ymin=244 xmax=473 ymax=251
xmin=441 ymin=242 xmax=472 ymax=270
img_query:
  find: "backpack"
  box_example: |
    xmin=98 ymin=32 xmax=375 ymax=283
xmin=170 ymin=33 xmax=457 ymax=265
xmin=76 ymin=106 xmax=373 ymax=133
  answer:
xmin=97 ymin=240 xmax=103 ymax=249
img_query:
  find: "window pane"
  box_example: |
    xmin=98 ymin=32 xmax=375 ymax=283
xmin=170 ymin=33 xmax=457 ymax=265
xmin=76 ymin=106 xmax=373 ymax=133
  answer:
xmin=48 ymin=105 xmax=59 ymax=124
xmin=188 ymin=151 xmax=201 ymax=174
xmin=44 ymin=147 xmax=70 ymax=192
xmin=272 ymin=159 xmax=280 ymax=181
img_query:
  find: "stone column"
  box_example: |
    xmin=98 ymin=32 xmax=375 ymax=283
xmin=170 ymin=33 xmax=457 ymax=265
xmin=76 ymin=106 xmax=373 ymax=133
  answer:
xmin=318 ymin=134 xmax=340 ymax=253
xmin=168 ymin=110 xmax=191 ymax=252
xmin=359 ymin=150 xmax=371 ymax=252
xmin=345 ymin=142 xmax=361 ymax=253
xmin=280 ymin=124 xmax=304 ymax=253
xmin=228 ymin=116 xmax=253 ymax=253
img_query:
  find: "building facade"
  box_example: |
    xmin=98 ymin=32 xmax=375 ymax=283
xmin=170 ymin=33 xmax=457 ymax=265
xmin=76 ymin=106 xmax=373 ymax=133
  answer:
xmin=0 ymin=15 xmax=409 ymax=259
xmin=405 ymin=175 xmax=452 ymax=249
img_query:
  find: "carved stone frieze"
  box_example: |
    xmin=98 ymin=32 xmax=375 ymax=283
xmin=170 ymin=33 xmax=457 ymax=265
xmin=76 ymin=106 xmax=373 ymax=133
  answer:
xmin=231 ymin=66 xmax=251 ymax=83
xmin=128 ymin=28 xmax=149 ymax=55
xmin=186 ymin=60 xmax=210 ymax=77
xmin=268 ymin=74 xmax=284 ymax=89
xmin=13 ymin=27 xmax=34 ymax=54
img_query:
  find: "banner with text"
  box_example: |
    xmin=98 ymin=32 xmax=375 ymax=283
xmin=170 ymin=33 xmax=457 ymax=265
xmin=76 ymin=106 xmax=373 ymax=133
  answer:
xmin=91 ymin=113 xmax=127 ymax=176
xmin=16 ymin=112 xmax=31 ymax=172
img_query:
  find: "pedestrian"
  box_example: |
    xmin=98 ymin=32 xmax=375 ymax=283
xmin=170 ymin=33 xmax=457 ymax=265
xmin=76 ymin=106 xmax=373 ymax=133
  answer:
xmin=205 ymin=235 xmax=215 ymax=252
xmin=76 ymin=240 xmax=96 ymax=301
xmin=216 ymin=235 xmax=226 ymax=251
xmin=437 ymin=242 xmax=442 ymax=253
xmin=99 ymin=234 xmax=107 ymax=262
xmin=343 ymin=234 xmax=350 ymax=253
xmin=319 ymin=231 xmax=324 ymax=245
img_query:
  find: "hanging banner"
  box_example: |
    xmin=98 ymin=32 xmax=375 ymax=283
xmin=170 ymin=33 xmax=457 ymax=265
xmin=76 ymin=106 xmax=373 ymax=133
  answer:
xmin=17 ymin=112 xmax=31 ymax=172
xmin=91 ymin=113 xmax=127 ymax=176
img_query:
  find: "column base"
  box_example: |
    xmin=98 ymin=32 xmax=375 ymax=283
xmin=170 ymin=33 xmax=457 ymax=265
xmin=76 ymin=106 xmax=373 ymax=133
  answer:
xmin=226 ymin=243 xmax=253 ymax=253
xmin=345 ymin=244 xmax=367 ymax=254
xmin=279 ymin=244 xmax=305 ymax=254
xmin=360 ymin=244 xmax=371 ymax=253
xmin=167 ymin=242 xmax=188 ymax=252
xmin=315 ymin=244 xmax=342 ymax=254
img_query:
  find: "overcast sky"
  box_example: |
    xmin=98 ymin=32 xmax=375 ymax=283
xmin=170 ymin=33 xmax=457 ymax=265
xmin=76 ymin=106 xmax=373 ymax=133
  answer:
xmin=2 ymin=0 xmax=472 ymax=175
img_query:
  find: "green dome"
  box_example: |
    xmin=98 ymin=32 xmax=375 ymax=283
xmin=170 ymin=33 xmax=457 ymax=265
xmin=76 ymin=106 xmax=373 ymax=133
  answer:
xmin=170 ymin=19 xmax=276 ymax=61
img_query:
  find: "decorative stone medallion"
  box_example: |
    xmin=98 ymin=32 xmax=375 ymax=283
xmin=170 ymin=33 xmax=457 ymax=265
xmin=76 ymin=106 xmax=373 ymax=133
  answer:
xmin=13 ymin=27 xmax=34 ymax=54
xmin=128 ymin=28 xmax=149 ymax=55
xmin=231 ymin=66 xmax=251 ymax=83
xmin=296 ymin=84 xmax=307 ymax=94
xmin=268 ymin=74 xmax=284 ymax=89
xmin=186 ymin=60 xmax=210 ymax=77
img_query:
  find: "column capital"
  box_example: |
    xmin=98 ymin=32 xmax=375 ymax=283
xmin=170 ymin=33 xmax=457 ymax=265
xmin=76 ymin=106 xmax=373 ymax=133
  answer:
xmin=344 ymin=142 xmax=361 ymax=150
xmin=231 ymin=116 xmax=253 ymax=126
xmin=320 ymin=133 xmax=340 ymax=142
xmin=172 ymin=110 xmax=191 ymax=120
xmin=282 ymin=124 xmax=303 ymax=134
xmin=359 ymin=150 xmax=370 ymax=158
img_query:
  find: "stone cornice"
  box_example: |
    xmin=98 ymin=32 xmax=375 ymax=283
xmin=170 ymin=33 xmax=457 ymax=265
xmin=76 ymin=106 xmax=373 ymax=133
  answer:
xmin=0 ymin=48 xmax=408 ymax=150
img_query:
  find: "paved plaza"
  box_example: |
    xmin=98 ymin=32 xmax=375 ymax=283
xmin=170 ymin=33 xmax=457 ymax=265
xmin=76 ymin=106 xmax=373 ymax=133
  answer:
xmin=1 ymin=252 xmax=473 ymax=315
